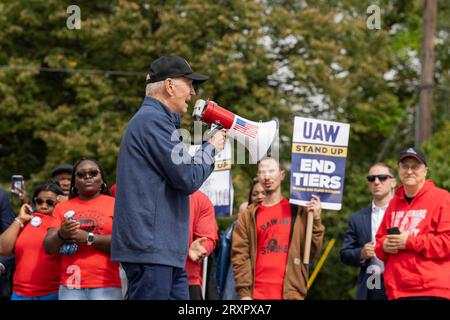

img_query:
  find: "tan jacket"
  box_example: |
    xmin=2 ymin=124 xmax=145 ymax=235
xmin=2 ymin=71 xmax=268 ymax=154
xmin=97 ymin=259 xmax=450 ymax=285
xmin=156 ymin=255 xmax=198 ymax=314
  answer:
xmin=231 ymin=202 xmax=325 ymax=300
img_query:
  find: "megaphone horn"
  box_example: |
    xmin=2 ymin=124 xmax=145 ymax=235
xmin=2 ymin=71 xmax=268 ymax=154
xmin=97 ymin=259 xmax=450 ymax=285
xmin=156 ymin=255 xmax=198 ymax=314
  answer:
xmin=193 ymin=99 xmax=278 ymax=162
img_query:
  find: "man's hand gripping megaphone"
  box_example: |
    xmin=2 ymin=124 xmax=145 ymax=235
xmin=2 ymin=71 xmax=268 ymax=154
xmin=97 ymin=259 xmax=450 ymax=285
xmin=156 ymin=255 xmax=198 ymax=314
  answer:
xmin=193 ymin=99 xmax=227 ymax=153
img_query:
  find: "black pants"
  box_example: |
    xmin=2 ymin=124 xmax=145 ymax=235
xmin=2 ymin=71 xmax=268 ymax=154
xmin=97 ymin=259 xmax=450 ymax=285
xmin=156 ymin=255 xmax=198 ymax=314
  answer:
xmin=367 ymin=287 xmax=388 ymax=300
xmin=188 ymin=253 xmax=220 ymax=300
xmin=189 ymin=285 xmax=203 ymax=300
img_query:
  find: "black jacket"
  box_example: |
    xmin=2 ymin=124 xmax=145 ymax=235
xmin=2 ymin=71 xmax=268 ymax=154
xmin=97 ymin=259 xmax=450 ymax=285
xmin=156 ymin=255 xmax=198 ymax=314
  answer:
xmin=340 ymin=206 xmax=387 ymax=300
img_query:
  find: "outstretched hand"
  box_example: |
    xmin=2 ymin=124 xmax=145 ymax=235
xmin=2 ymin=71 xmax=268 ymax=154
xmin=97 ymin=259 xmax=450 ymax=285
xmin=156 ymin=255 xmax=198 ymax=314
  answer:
xmin=189 ymin=237 xmax=208 ymax=262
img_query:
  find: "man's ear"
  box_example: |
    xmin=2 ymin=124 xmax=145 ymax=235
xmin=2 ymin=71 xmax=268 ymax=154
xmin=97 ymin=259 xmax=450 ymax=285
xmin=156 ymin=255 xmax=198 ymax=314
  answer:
xmin=391 ymin=177 xmax=397 ymax=189
xmin=280 ymin=169 xmax=286 ymax=180
xmin=164 ymin=78 xmax=174 ymax=96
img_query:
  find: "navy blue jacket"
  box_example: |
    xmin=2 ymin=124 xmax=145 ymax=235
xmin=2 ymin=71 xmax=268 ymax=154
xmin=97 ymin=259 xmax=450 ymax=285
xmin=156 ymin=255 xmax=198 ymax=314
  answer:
xmin=216 ymin=221 xmax=238 ymax=300
xmin=340 ymin=206 xmax=387 ymax=300
xmin=112 ymin=96 xmax=216 ymax=268
xmin=0 ymin=188 xmax=15 ymax=297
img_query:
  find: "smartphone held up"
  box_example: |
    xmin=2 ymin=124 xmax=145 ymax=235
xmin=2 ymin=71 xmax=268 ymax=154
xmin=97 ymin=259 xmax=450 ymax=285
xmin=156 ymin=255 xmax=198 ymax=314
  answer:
xmin=10 ymin=175 xmax=25 ymax=198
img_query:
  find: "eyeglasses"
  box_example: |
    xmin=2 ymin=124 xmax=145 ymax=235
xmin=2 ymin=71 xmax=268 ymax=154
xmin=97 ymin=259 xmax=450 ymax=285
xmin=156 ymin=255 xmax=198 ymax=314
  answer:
xmin=34 ymin=198 xmax=56 ymax=207
xmin=399 ymin=163 xmax=423 ymax=172
xmin=366 ymin=175 xmax=393 ymax=182
xmin=75 ymin=169 xmax=100 ymax=179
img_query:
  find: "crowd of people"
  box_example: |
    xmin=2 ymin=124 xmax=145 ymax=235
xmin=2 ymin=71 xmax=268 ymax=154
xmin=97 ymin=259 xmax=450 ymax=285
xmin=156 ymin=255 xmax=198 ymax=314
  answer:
xmin=0 ymin=55 xmax=448 ymax=300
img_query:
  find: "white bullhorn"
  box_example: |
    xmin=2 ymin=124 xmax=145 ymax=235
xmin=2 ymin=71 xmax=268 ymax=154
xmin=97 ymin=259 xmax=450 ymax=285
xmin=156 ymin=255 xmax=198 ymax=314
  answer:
xmin=192 ymin=99 xmax=278 ymax=162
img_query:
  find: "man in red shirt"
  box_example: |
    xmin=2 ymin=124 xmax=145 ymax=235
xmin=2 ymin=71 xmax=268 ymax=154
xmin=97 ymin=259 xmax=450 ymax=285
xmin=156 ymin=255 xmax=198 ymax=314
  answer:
xmin=232 ymin=157 xmax=325 ymax=300
xmin=375 ymin=148 xmax=450 ymax=300
xmin=186 ymin=191 xmax=218 ymax=300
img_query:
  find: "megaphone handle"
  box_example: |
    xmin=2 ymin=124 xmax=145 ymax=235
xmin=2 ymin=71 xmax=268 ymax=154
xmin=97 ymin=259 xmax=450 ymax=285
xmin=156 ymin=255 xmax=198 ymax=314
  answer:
xmin=204 ymin=123 xmax=224 ymax=142
xmin=267 ymin=145 xmax=272 ymax=157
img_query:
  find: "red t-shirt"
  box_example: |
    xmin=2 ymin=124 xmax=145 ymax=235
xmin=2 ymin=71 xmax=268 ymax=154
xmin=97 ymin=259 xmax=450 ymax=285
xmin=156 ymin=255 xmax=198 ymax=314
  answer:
xmin=186 ymin=191 xmax=218 ymax=286
xmin=109 ymin=184 xmax=116 ymax=197
xmin=253 ymin=198 xmax=291 ymax=300
xmin=50 ymin=195 xmax=121 ymax=288
xmin=13 ymin=213 xmax=61 ymax=297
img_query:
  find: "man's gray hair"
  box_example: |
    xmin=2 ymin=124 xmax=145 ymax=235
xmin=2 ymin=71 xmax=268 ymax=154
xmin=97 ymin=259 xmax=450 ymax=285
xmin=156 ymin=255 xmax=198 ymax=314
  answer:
xmin=145 ymin=80 xmax=164 ymax=96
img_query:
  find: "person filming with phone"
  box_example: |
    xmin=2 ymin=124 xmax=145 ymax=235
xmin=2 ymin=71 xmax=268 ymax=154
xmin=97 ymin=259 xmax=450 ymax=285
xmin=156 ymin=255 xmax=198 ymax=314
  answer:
xmin=0 ymin=182 xmax=64 ymax=300
xmin=10 ymin=175 xmax=28 ymax=206
xmin=375 ymin=148 xmax=450 ymax=300
xmin=0 ymin=175 xmax=28 ymax=299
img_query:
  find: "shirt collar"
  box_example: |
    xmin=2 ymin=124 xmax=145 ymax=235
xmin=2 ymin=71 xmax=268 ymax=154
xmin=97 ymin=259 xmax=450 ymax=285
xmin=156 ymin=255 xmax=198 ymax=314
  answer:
xmin=143 ymin=96 xmax=181 ymax=128
xmin=372 ymin=201 xmax=388 ymax=212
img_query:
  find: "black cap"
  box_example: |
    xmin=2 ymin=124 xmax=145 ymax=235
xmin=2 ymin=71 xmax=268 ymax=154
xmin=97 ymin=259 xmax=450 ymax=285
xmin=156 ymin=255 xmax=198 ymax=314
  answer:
xmin=398 ymin=147 xmax=427 ymax=166
xmin=51 ymin=164 xmax=73 ymax=177
xmin=147 ymin=55 xmax=208 ymax=84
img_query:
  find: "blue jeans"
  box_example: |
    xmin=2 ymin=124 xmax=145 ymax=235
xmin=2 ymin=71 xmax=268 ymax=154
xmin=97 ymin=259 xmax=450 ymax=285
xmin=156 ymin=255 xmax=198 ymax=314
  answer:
xmin=121 ymin=263 xmax=188 ymax=300
xmin=58 ymin=285 xmax=123 ymax=300
xmin=11 ymin=292 xmax=59 ymax=300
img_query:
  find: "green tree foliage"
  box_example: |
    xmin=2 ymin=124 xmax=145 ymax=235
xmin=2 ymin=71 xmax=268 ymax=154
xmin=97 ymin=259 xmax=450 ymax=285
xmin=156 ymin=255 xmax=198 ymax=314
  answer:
xmin=0 ymin=0 xmax=448 ymax=299
xmin=422 ymin=121 xmax=450 ymax=190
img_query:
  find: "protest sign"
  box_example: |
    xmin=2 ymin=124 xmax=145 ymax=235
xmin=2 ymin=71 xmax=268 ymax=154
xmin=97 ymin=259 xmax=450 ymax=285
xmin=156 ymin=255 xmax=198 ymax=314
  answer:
xmin=290 ymin=117 xmax=350 ymax=210
xmin=190 ymin=140 xmax=233 ymax=216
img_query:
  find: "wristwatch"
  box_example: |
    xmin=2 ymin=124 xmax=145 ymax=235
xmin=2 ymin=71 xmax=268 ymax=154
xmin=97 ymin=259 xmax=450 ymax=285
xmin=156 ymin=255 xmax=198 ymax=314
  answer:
xmin=86 ymin=232 xmax=95 ymax=246
xmin=0 ymin=263 xmax=5 ymax=275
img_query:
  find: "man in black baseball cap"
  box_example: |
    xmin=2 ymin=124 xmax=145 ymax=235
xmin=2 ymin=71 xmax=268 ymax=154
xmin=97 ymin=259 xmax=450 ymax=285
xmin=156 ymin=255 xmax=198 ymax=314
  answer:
xmin=113 ymin=55 xmax=226 ymax=300
xmin=398 ymin=147 xmax=427 ymax=166
xmin=396 ymin=147 xmax=428 ymax=197
xmin=51 ymin=164 xmax=73 ymax=196
xmin=143 ymin=55 xmax=212 ymax=115
xmin=147 ymin=55 xmax=208 ymax=85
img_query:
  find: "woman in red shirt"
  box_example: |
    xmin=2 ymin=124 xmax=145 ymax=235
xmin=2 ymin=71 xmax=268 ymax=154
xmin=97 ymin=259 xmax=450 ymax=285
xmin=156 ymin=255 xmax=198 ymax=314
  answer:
xmin=43 ymin=158 xmax=122 ymax=300
xmin=0 ymin=182 xmax=64 ymax=300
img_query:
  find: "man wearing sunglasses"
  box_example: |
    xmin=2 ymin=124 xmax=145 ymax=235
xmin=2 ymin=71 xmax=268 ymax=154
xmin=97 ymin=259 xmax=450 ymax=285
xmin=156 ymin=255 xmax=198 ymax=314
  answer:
xmin=112 ymin=55 xmax=226 ymax=300
xmin=374 ymin=148 xmax=450 ymax=300
xmin=340 ymin=163 xmax=396 ymax=300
